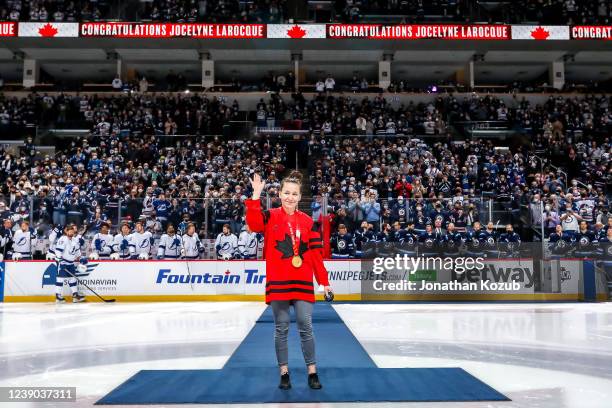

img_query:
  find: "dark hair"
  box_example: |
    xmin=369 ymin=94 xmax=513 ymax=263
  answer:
xmin=280 ymin=170 xmax=303 ymax=191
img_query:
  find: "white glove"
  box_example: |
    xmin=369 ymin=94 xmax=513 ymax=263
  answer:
xmin=180 ymin=248 xmax=186 ymax=257
xmin=109 ymin=253 xmax=120 ymax=260
xmin=222 ymin=253 xmax=232 ymax=261
xmin=12 ymin=252 xmax=22 ymax=261
xmin=0 ymin=253 xmax=3 ymax=262
xmin=138 ymin=252 xmax=149 ymax=260
xmin=77 ymin=263 xmax=87 ymax=274
xmin=89 ymin=252 xmax=100 ymax=260
xmin=45 ymin=252 xmax=55 ymax=260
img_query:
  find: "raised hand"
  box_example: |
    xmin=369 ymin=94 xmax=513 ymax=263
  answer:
xmin=250 ymin=173 xmax=265 ymax=199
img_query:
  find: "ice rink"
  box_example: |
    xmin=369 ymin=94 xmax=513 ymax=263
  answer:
xmin=1 ymin=301 xmax=612 ymax=408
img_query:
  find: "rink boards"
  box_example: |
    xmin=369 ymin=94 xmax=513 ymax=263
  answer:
xmin=0 ymin=259 xmax=606 ymax=302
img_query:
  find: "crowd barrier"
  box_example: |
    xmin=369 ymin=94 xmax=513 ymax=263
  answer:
xmin=0 ymin=259 xmax=606 ymax=302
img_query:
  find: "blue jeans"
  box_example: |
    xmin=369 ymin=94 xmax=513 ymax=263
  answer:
xmin=271 ymin=300 xmax=315 ymax=367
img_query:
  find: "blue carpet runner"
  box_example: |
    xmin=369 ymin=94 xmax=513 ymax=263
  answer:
xmin=97 ymin=303 xmax=509 ymax=404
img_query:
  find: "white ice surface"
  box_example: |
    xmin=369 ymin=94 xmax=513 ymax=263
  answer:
xmin=1 ymin=302 xmax=611 ymax=408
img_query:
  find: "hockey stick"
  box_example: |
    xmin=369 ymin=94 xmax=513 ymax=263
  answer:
xmin=63 ymin=266 xmax=116 ymax=303
xmin=185 ymin=257 xmax=194 ymax=291
xmin=493 ymin=219 xmax=502 ymax=259
xmin=181 ymin=236 xmax=194 ymax=291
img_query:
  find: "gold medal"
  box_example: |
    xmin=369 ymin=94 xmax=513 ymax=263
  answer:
xmin=287 ymin=216 xmax=302 ymax=268
xmin=291 ymin=255 xmax=303 ymax=268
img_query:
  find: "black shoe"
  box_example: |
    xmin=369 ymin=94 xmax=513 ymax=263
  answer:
xmin=308 ymin=373 xmax=322 ymax=389
xmin=279 ymin=373 xmax=291 ymax=390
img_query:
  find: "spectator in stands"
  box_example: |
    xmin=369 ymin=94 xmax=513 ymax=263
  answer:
xmin=324 ymin=75 xmax=336 ymax=93
xmin=315 ymin=79 xmax=325 ymax=94
xmin=0 ymin=87 xmax=608 ymax=261
xmin=560 ymin=201 xmax=583 ymax=233
xmin=139 ymin=77 xmax=149 ymax=93
xmin=543 ymin=202 xmax=561 ymax=236
xmin=362 ymin=190 xmax=381 ymax=231
xmin=111 ymin=75 xmax=123 ymax=91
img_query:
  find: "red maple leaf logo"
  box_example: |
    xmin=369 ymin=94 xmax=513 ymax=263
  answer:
xmin=38 ymin=23 xmax=58 ymax=37
xmin=530 ymin=26 xmax=550 ymax=40
xmin=287 ymin=25 xmax=306 ymax=39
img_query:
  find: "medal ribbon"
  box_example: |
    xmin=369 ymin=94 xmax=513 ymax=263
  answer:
xmin=287 ymin=218 xmax=300 ymax=257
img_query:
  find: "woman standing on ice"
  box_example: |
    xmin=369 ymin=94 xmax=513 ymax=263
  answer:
xmin=245 ymin=170 xmax=332 ymax=390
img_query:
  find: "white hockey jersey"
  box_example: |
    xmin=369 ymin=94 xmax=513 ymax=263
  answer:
xmin=181 ymin=233 xmax=203 ymax=259
xmin=55 ymin=235 xmax=82 ymax=265
xmin=157 ymin=234 xmax=182 ymax=259
xmin=237 ymin=231 xmax=261 ymax=259
xmin=91 ymin=232 xmax=114 ymax=257
xmin=112 ymin=233 xmax=133 ymax=259
xmin=130 ymin=231 xmax=154 ymax=257
xmin=215 ymin=232 xmax=238 ymax=259
xmin=48 ymin=226 xmax=62 ymax=255
xmin=12 ymin=228 xmax=36 ymax=256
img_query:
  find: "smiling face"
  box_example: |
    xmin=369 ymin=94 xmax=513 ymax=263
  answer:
xmin=65 ymin=226 xmax=75 ymax=238
xmin=279 ymin=181 xmax=301 ymax=214
xmin=187 ymin=224 xmax=196 ymax=236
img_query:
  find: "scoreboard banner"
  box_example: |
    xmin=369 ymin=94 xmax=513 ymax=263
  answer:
xmin=267 ymin=24 xmax=327 ymax=39
xmin=18 ymin=22 xmax=79 ymax=37
xmin=510 ymin=25 xmax=570 ymax=40
xmin=1 ymin=258 xmax=600 ymax=302
xmin=0 ymin=22 xmax=17 ymax=37
xmin=571 ymin=25 xmax=612 ymax=39
xmin=2 ymin=22 xmax=609 ymax=40
xmin=79 ymin=23 xmax=266 ymax=38
xmin=326 ymin=24 xmax=510 ymax=40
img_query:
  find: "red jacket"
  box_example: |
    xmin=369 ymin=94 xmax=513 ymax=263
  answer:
xmin=245 ymin=199 xmax=329 ymax=304
xmin=394 ymin=180 xmax=413 ymax=198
